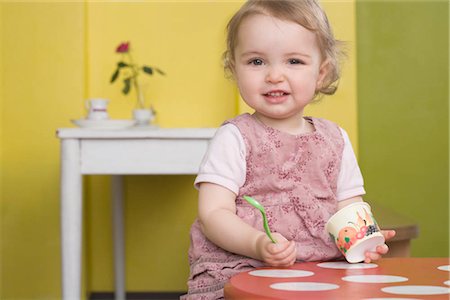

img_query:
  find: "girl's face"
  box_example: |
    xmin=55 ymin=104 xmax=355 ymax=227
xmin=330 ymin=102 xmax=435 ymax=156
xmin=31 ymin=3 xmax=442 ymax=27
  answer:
xmin=234 ymin=14 xmax=328 ymax=128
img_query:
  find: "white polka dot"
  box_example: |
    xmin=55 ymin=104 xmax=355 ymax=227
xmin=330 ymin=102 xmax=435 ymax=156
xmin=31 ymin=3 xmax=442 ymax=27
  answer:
xmin=249 ymin=269 xmax=314 ymax=278
xmin=317 ymin=261 xmax=378 ymax=269
xmin=342 ymin=275 xmax=408 ymax=283
xmin=438 ymin=265 xmax=450 ymax=271
xmin=270 ymin=282 xmax=339 ymax=291
xmin=444 ymin=280 xmax=450 ymax=286
xmin=382 ymin=285 xmax=450 ymax=295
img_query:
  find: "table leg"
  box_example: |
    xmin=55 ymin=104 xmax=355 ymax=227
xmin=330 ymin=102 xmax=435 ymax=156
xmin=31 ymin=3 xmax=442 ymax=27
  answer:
xmin=112 ymin=175 xmax=126 ymax=300
xmin=60 ymin=139 xmax=83 ymax=300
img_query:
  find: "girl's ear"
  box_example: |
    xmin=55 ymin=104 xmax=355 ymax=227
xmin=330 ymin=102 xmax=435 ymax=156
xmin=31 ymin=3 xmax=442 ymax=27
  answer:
xmin=316 ymin=59 xmax=330 ymax=90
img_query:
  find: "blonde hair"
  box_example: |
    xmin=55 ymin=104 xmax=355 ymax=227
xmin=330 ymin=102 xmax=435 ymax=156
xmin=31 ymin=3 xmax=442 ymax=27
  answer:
xmin=223 ymin=0 xmax=345 ymax=96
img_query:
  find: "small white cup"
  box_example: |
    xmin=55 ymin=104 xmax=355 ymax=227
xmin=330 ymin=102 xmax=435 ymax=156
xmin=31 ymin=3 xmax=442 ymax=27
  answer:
xmin=133 ymin=108 xmax=155 ymax=126
xmin=86 ymin=98 xmax=109 ymax=120
xmin=326 ymin=202 xmax=385 ymax=263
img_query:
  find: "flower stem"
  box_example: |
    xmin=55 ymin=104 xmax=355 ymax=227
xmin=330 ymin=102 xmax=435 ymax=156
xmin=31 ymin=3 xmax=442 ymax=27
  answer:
xmin=127 ymin=52 xmax=145 ymax=109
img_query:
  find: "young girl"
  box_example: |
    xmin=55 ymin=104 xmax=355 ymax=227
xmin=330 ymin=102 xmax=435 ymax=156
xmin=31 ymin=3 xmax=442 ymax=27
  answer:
xmin=184 ymin=0 xmax=395 ymax=299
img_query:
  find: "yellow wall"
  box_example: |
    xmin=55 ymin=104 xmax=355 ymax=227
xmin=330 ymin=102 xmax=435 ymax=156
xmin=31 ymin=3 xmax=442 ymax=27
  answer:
xmin=1 ymin=2 xmax=85 ymax=299
xmin=308 ymin=1 xmax=358 ymax=147
xmin=0 ymin=1 xmax=356 ymax=298
xmin=86 ymin=1 xmax=238 ymax=126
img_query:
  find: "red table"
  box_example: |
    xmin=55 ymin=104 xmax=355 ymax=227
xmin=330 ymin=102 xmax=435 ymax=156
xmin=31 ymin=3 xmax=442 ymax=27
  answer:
xmin=224 ymin=258 xmax=450 ymax=299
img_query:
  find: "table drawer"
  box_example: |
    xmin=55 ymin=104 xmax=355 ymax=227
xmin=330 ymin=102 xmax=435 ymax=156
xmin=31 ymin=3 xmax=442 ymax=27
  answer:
xmin=80 ymin=138 xmax=208 ymax=174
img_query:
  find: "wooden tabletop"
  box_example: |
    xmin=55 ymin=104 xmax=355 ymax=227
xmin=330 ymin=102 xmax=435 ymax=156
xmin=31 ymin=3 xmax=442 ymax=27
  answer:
xmin=224 ymin=257 xmax=450 ymax=299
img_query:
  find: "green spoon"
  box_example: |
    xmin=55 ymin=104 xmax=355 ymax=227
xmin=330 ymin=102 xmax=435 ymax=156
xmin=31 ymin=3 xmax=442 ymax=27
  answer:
xmin=243 ymin=195 xmax=277 ymax=243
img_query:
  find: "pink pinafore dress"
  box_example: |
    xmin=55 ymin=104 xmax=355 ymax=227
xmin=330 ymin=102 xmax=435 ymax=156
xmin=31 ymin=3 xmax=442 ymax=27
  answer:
xmin=183 ymin=113 xmax=344 ymax=299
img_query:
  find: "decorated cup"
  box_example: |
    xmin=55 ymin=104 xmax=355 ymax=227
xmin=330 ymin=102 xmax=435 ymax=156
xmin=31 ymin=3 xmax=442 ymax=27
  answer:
xmin=326 ymin=202 xmax=385 ymax=263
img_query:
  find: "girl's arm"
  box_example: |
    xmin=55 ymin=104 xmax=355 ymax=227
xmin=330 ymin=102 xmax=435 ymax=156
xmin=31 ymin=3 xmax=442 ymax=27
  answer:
xmin=338 ymin=196 xmax=396 ymax=263
xmin=198 ymin=182 xmax=296 ymax=266
xmin=338 ymin=195 xmax=363 ymax=209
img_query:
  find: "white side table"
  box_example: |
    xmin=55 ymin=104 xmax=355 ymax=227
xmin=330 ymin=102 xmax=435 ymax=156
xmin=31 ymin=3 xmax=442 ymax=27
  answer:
xmin=57 ymin=127 xmax=216 ymax=300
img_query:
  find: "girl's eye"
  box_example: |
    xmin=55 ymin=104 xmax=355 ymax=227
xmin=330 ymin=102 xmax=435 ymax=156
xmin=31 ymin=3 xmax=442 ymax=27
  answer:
xmin=249 ymin=58 xmax=264 ymax=66
xmin=289 ymin=58 xmax=305 ymax=65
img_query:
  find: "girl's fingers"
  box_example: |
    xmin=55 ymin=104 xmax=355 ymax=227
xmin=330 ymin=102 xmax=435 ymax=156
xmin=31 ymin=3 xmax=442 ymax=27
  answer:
xmin=268 ymin=239 xmax=292 ymax=254
xmin=364 ymin=251 xmax=381 ymax=263
xmin=362 ymin=231 xmax=393 ymax=264
xmin=382 ymin=230 xmax=396 ymax=241
xmin=269 ymin=241 xmax=295 ymax=257
xmin=272 ymin=233 xmax=288 ymax=243
xmin=269 ymin=253 xmax=296 ymax=266
xmin=282 ymin=242 xmax=297 ymax=265
xmin=364 ymin=244 xmax=389 ymax=263
xmin=266 ymin=241 xmax=297 ymax=266
xmin=376 ymin=244 xmax=389 ymax=254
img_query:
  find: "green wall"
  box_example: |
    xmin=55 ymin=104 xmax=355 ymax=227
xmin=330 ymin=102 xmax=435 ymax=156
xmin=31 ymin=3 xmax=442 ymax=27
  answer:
xmin=357 ymin=1 xmax=449 ymax=256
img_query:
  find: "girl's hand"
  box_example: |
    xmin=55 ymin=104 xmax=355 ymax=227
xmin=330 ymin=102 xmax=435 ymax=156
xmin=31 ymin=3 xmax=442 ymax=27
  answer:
xmin=256 ymin=232 xmax=297 ymax=267
xmin=364 ymin=230 xmax=396 ymax=263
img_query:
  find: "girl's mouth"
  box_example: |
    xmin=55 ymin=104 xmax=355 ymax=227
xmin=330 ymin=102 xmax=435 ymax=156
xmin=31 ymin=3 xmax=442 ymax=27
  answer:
xmin=263 ymin=90 xmax=290 ymax=103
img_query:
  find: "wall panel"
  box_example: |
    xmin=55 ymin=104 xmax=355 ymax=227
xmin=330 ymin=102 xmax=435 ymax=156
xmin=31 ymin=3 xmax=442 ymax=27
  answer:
xmin=357 ymin=1 xmax=449 ymax=257
xmin=1 ymin=2 xmax=85 ymax=299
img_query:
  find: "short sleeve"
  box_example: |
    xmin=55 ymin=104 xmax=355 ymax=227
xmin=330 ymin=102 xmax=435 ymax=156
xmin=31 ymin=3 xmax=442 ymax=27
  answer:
xmin=194 ymin=123 xmax=246 ymax=195
xmin=336 ymin=128 xmax=366 ymax=201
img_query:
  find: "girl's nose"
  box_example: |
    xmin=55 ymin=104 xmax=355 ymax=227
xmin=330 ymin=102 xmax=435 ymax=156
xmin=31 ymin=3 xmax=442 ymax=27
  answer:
xmin=265 ymin=66 xmax=285 ymax=83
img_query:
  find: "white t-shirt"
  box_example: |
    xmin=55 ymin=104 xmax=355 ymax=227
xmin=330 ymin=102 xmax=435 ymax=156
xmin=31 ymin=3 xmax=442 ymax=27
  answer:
xmin=195 ymin=123 xmax=365 ymax=201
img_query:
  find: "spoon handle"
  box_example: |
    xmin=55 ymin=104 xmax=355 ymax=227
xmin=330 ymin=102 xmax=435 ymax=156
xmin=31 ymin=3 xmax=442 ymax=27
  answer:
xmin=243 ymin=195 xmax=277 ymax=243
xmin=262 ymin=213 xmax=277 ymax=243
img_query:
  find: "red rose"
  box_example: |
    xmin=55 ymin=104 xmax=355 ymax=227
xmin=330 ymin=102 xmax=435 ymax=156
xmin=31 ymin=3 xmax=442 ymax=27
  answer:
xmin=116 ymin=42 xmax=129 ymax=53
